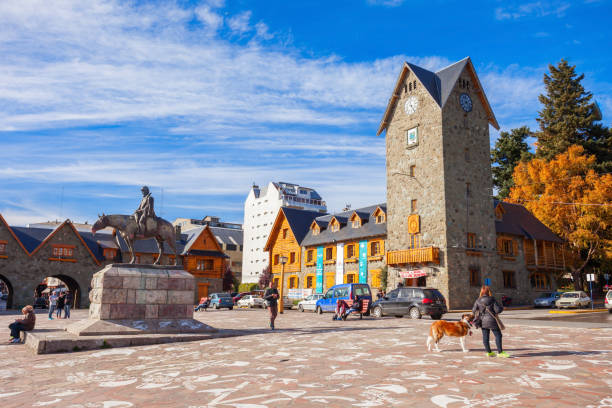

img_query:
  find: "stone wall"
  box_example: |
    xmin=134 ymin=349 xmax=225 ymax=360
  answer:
xmin=88 ymin=265 xmax=195 ymax=320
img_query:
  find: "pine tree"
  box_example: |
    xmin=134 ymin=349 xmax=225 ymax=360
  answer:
xmin=536 ymin=59 xmax=611 ymax=171
xmin=222 ymin=266 xmax=235 ymax=292
xmin=491 ymin=126 xmax=534 ymax=199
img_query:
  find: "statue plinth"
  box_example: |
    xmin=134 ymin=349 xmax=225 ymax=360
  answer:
xmin=66 ymin=264 xmax=216 ymax=336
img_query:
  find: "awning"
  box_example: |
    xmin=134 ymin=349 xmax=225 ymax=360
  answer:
xmin=399 ymin=269 xmax=428 ymax=278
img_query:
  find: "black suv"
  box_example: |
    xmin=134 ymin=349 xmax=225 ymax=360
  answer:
xmin=371 ymin=287 xmax=447 ymax=319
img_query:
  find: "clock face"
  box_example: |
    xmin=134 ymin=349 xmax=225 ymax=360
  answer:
xmin=460 ymin=93 xmax=472 ymax=112
xmin=404 ymin=96 xmax=418 ymax=115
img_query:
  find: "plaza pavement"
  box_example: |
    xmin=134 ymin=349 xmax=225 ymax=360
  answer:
xmin=0 ymin=307 xmax=611 ymax=408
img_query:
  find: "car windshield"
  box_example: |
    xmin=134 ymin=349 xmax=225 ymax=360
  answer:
xmin=537 ymin=293 xmax=553 ymax=298
xmin=217 ymin=293 xmax=231 ymax=298
xmin=325 ymin=289 xmax=334 ymax=298
xmin=561 ymin=293 xmax=578 ymax=298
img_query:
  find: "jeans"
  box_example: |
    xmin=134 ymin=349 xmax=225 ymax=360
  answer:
xmin=56 ymin=306 xmax=62 ymax=318
xmin=48 ymin=305 xmax=56 ymax=319
xmin=9 ymin=322 xmax=25 ymax=339
xmin=64 ymin=305 xmax=71 ymax=319
xmin=482 ymin=328 xmax=503 ymax=353
xmin=194 ymin=303 xmax=208 ymax=312
xmin=268 ymin=304 xmax=278 ymax=327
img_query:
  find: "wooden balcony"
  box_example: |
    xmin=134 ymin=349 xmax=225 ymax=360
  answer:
xmin=188 ymin=267 xmax=224 ymax=279
xmin=524 ymin=240 xmax=566 ymax=270
xmin=387 ymin=247 xmax=440 ymax=265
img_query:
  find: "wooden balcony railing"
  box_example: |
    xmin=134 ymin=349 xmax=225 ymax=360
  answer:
xmin=387 ymin=247 xmax=440 ymax=265
xmin=189 ymin=267 xmax=224 ymax=279
xmin=524 ymin=240 xmax=566 ymax=270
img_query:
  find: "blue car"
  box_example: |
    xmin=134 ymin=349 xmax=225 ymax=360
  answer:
xmin=315 ymin=283 xmax=372 ymax=314
xmin=534 ymin=292 xmax=562 ymax=308
xmin=209 ymin=293 xmax=234 ymax=310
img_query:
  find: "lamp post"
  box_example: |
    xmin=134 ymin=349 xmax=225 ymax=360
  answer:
xmin=279 ymin=255 xmax=288 ymax=314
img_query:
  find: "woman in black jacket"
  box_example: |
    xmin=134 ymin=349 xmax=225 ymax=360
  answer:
xmin=472 ymin=285 xmax=509 ymax=358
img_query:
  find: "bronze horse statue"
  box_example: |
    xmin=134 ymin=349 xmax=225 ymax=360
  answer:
xmin=92 ymin=213 xmax=178 ymax=265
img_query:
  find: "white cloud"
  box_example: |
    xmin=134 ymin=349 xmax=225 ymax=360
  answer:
xmin=228 ymin=11 xmax=252 ymax=35
xmin=195 ymin=5 xmax=223 ymax=32
xmin=255 ymin=21 xmax=273 ymax=40
xmin=495 ymin=1 xmax=571 ymax=20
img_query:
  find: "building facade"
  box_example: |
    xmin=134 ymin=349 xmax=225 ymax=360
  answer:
xmin=172 ymin=216 xmax=243 ymax=279
xmin=242 ymin=182 xmax=327 ymax=283
xmin=300 ymin=204 xmax=387 ymax=298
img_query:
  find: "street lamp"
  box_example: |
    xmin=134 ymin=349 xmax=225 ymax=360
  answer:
xmin=279 ymin=255 xmax=288 ymax=313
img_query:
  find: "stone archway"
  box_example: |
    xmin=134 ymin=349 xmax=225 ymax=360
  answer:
xmin=49 ymin=274 xmax=82 ymax=309
xmin=0 ymin=274 xmax=14 ymax=310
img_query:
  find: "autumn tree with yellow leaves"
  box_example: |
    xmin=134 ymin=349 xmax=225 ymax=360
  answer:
xmin=509 ymin=145 xmax=612 ymax=289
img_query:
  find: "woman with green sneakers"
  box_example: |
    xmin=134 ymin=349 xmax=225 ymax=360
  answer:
xmin=472 ymin=285 xmax=509 ymax=358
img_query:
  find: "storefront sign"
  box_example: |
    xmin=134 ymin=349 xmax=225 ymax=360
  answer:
xmin=359 ymin=240 xmax=368 ymax=283
xmin=316 ymin=246 xmax=324 ymax=293
xmin=399 ymin=269 xmax=427 ymax=278
xmin=288 ymin=288 xmax=313 ymax=299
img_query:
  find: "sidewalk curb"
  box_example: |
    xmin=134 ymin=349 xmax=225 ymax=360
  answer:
xmin=449 ymin=306 xmax=534 ymax=313
xmin=549 ymin=309 xmax=608 ymax=314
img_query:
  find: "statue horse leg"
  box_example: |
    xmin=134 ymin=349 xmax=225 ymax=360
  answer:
xmin=154 ymin=236 xmax=164 ymax=265
xmin=123 ymin=233 xmax=136 ymax=264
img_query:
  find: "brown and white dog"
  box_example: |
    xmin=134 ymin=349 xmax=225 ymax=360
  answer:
xmin=427 ymin=313 xmax=474 ymax=353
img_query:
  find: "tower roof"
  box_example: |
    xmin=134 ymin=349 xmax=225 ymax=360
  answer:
xmin=377 ymin=57 xmax=499 ymax=135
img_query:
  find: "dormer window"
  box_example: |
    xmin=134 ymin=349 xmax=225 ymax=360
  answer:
xmin=0 ymin=241 xmax=6 ymax=255
xmin=352 ymin=220 xmax=360 ymax=228
xmin=373 ymin=207 xmax=386 ymax=224
xmin=311 ymin=222 xmax=321 ymax=236
xmin=331 ymin=223 xmax=339 ymax=232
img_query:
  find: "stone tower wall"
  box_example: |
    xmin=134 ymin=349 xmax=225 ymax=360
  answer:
xmin=385 ymin=69 xmax=449 ymax=296
xmin=441 ymin=68 xmax=499 ymax=308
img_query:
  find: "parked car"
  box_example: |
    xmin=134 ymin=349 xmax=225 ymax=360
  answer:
xmin=297 ymin=294 xmax=325 ymax=312
xmin=237 ymin=295 xmax=265 ymax=308
xmin=370 ymin=287 xmax=447 ymax=320
xmin=315 ymin=283 xmax=372 ymax=314
xmin=232 ymin=292 xmax=250 ymax=304
xmin=534 ymin=292 xmax=562 ymax=308
xmin=555 ymin=291 xmax=591 ymax=309
xmin=281 ymin=296 xmax=293 ymax=309
xmin=209 ymin=293 xmax=234 ymax=310
xmin=604 ymin=290 xmax=611 ymax=313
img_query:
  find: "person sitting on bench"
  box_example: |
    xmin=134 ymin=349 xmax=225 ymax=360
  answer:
xmin=342 ymin=296 xmax=363 ymax=320
xmin=333 ymin=299 xmax=350 ymax=321
xmin=194 ymin=297 xmax=210 ymax=312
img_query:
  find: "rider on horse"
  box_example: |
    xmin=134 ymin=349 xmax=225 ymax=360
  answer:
xmin=133 ymin=186 xmax=155 ymax=235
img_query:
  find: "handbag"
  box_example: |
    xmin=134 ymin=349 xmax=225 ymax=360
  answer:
xmin=486 ymin=307 xmax=505 ymax=331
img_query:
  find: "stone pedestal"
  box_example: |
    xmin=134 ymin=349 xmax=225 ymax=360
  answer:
xmin=66 ymin=264 xmax=216 ymax=336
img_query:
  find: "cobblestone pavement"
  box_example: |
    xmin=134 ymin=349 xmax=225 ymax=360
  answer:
xmin=1 ymin=308 xmax=611 ymax=408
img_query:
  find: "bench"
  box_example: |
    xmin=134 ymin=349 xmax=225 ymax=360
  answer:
xmin=344 ymin=299 xmax=370 ymax=319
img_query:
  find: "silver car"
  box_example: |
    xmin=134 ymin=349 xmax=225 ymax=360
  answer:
xmin=297 ymin=294 xmax=325 ymax=312
xmin=605 ymin=290 xmax=611 ymax=313
xmin=237 ymin=295 xmax=265 ymax=308
xmin=555 ymin=291 xmax=591 ymax=309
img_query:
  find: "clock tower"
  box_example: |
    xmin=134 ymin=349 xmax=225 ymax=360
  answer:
xmin=378 ymin=57 xmax=500 ymax=309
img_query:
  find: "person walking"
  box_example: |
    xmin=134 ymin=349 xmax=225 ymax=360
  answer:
xmin=48 ymin=291 xmax=58 ymax=320
xmin=9 ymin=305 xmax=36 ymax=343
xmin=263 ymin=281 xmax=279 ymax=330
xmin=56 ymin=292 xmax=65 ymax=319
xmin=64 ymin=290 xmax=73 ymax=319
xmin=472 ymin=285 xmax=509 ymax=358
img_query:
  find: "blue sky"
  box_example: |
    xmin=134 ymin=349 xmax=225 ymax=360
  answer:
xmin=1 ymin=0 xmax=611 ymax=226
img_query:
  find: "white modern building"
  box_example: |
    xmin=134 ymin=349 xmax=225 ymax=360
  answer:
xmin=242 ymin=182 xmax=327 ymax=283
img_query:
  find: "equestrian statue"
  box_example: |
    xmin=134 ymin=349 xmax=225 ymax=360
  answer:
xmin=91 ymin=186 xmax=178 ymax=265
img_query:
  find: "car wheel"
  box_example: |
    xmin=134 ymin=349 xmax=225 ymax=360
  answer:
xmin=372 ymin=306 xmax=383 ymax=318
xmin=229 ymin=306 xmax=233 ymax=310
xmin=316 ymin=306 xmax=323 ymax=315
xmin=214 ymin=303 xmax=218 ymax=309
xmin=409 ymin=307 xmax=422 ymax=320
xmin=298 ymin=305 xmax=304 ymax=312
xmin=430 ymin=314 xmax=442 ymax=320
xmin=608 ymin=309 xmax=612 ymax=314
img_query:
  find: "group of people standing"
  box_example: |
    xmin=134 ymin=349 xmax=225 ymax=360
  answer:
xmin=47 ymin=290 xmax=73 ymax=320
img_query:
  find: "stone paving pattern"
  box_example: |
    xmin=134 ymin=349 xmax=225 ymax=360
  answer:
xmin=0 ymin=309 xmax=611 ymax=407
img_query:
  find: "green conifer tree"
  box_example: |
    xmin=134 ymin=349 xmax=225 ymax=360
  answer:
xmin=536 ymin=59 xmax=612 ymax=171
xmin=491 ymin=126 xmax=534 ymax=199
